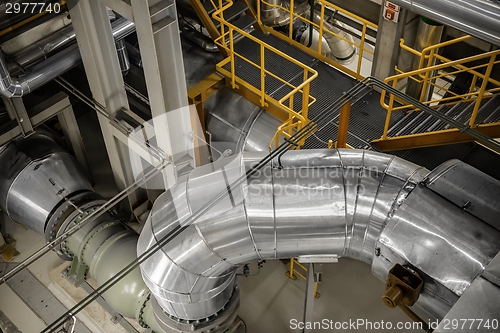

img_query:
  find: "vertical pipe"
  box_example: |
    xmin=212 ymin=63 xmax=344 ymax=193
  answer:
xmin=405 ymin=16 xmax=444 ymax=100
xmin=115 ymin=39 xmax=130 ymax=76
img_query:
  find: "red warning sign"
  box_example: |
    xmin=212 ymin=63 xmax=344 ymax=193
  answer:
xmin=383 ymin=1 xmax=401 ymax=22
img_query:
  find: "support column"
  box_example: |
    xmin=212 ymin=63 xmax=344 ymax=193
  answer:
xmin=371 ymin=1 xmax=409 ymax=81
xmin=68 ymin=0 xmax=147 ymax=212
xmin=130 ymin=0 xmax=196 ymax=187
xmin=302 ymin=263 xmax=316 ymax=333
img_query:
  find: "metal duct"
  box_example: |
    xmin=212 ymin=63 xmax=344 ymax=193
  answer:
xmin=0 ymin=131 xmax=92 ymax=233
xmin=299 ymin=12 xmax=356 ymax=65
xmin=391 ymin=0 xmax=500 ymax=46
xmin=8 ymin=22 xmax=77 ymax=70
xmin=0 ymin=132 xmax=164 ymax=332
xmin=138 ymin=149 xmax=500 ymax=323
xmin=204 ymin=87 xmax=282 ymax=157
xmin=0 ymin=17 xmax=135 ymax=97
xmin=115 ymin=39 xmax=130 ymax=75
xmin=405 ymin=16 xmax=444 ymax=100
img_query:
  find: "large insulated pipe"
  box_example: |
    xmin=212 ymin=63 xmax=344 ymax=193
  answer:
xmin=0 ymin=17 xmax=135 ymax=97
xmin=138 ymin=149 xmax=500 ymax=324
xmin=390 ymin=0 xmax=500 ymax=46
xmin=0 ymin=132 xmax=164 ymax=332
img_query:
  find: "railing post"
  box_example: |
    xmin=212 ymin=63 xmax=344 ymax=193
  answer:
xmin=257 ymin=0 xmax=262 ymax=25
xmin=418 ymin=48 xmax=435 ymax=102
xmin=230 ymin=28 xmax=236 ymax=88
xmin=336 ymin=101 xmax=352 ymax=148
xmin=260 ymin=44 xmax=265 ymax=106
xmin=289 ymin=0 xmax=295 ymax=40
xmin=382 ymin=80 xmax=397 ymax=139
xmin=318 ymin=4 xmax=324 ymax=55
xmin=469 ymin=75 xmax=478 ymax=95
xmin=302 ymin=70 xmax=310 ymax=120
xmin=357 ymin=24 xmax=366 ymax=74
xmin=470 ymin=54 xmax=496 ymax=127
xmin=219 ymin=0 xmax=225 ymax=46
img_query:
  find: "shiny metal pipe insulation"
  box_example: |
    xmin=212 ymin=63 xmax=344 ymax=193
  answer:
xmin=391 ymin=0 xmax=500 ymax=46
xmin=0 ymin=17 xmax=135 ymax=97
xmin=0 ymin=132 xmax=164 ymax=332
xmin=138 ymin=149 xmax=500 ymax=322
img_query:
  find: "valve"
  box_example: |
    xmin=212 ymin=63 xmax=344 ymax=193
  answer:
xmin=382 ymin=264 xmax=433 ymax=333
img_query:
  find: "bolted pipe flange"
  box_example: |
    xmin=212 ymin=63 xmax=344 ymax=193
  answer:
xmin=152 ymin=286 xmax=240 ymax=333
xmin=45 ymin=191 xmax=103 ymax=260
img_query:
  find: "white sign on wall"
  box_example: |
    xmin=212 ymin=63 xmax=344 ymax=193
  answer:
xmin=383 ymin=1 xmax=401 ymax=22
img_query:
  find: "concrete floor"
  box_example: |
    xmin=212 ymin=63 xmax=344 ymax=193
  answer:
xmin=238 ymin=260 xmax=432 ymax=333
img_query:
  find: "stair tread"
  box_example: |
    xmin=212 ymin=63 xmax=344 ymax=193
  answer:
xmin=212 ymin=1 xmax=249 ymax=27
xmin=427 ymin=102 xmax=468 ymax=132
xmin=445 ymin=100 xmax=478 ymax=128
xmin=477 ymin=95 xmax=500 ymax=123
xmin=231 ymin=13 xmax=256 ymax=30
xmin=394 ymin=110 xmax=428 ymax=136
xmin=204 ymin=0 xmax=228 ymax=15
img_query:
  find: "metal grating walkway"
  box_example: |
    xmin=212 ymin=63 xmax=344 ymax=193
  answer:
xmin=229 ymin=30 xmax=500 ymax=175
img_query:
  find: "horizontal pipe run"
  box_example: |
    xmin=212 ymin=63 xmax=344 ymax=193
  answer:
xmin=0 ymin=17 xmax=135 ymax=98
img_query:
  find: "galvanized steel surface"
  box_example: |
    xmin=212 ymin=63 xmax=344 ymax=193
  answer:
xmin=139 ymin=149 xmax=434 ymax=320
xmin=390 ymin=0 xmax=500 ymax=46
xmin=0 ymin=132 xmax=92 ymax=233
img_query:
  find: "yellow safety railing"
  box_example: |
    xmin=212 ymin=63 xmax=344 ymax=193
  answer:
xmin=213 ymin=1 xmax=318 ymax=150
xmin=379 ymin=37 xmax=500 ymax=139
xmin=286 ymin=258 xmax=320 ymax=298
xmin=257 ymin=0 xmax=377 ymax=79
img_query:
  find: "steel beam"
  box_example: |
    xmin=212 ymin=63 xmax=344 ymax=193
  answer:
xmin=0 ymin=93 xmax=92 ymax=183
xmin=2 ymin=97 xmax=33 ymax=137
xmin=371 ymin=124 xmax=500 ymax=153
xmin=57 ymin=104 xmax=94 ymax=183
xmin=130 ymin=0 xmax=195 ymax=187
xmin=371 ymin=4 xmax=408 ymax=81
xmin=98 ymin=0 xmax=134 ymax=22
xmin=68 ymin=0 xmax=147 ymax=210
xmin=188 ymin=0 xmax=226 ymax=55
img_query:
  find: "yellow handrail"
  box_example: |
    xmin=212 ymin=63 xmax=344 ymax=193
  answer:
xmin=399 ymin=35 xmax=473 ymax=71
xmin=212 ymin=0 xmax=318 ymax=149
xmin=379 ymin=40 xmax=500 ymax=139
xmin=258 ymin=0 xmax=377 ymax=79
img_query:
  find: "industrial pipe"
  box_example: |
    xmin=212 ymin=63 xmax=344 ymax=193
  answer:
xmin=115 ymin=39 xmax=130 ymax=75
xmin=0 ymin=131 xmax=164 ymax=332
xmin=405 ymin=16 xmax=444 ymax=100
xmin=0 ymin=17 xmax=135 ymax=97
xmin=257 ymin=0 xmax=356 ymax=65
xmin=138 ymin=149 xmax=500 ymax=325
xmin=298 ymin=11 xmax=356 ymax=65
xmin=390 ymin=0 xmax=500 ymax=46
xmin=2 ymin=132 xmax=500 ymax=332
